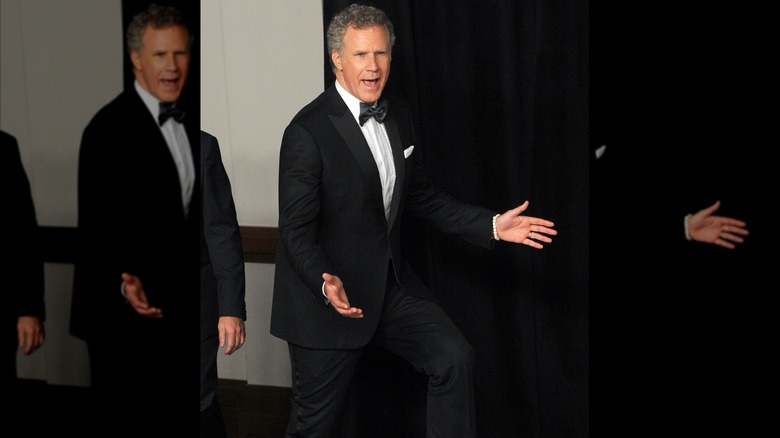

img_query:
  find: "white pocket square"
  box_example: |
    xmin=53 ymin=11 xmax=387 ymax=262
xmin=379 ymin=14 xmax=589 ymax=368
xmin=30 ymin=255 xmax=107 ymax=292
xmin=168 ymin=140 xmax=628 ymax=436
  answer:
xmin=404 ymin=145 xmax=414 ymax=158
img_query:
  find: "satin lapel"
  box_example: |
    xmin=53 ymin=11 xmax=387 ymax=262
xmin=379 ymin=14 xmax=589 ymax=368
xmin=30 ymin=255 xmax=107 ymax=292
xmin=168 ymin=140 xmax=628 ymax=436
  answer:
xmin=329 ymin=111 xmax=385 ymax=214
xmin=384 ymin=116 xmax=405 ymax=229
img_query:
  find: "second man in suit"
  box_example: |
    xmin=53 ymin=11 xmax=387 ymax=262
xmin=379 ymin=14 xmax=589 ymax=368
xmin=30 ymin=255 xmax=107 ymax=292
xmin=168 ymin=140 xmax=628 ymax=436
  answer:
xmin=200 ymin=131 xmax=247 ymax=437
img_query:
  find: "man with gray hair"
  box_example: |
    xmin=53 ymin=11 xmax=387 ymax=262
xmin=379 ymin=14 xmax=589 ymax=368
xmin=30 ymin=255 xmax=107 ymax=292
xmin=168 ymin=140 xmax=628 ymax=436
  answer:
xmin=271 ymin=4 xmax=557 ymax=437
xmin=71 ymin=4 xmax=198 ymax=434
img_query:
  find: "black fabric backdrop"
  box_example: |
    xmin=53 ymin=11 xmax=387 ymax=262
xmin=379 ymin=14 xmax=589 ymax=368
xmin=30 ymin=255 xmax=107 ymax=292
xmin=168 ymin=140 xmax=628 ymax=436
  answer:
xmin=323 ymin=1 xmax=589 ymax=437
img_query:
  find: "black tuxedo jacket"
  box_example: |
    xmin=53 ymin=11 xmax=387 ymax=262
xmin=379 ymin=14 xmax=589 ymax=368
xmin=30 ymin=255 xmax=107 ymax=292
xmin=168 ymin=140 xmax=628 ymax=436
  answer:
xmin=200 ymin=131 xmax=246 ymax=341
xmin=70 ymin=89 xmax=200 ymax=341
xmin=271 ymin=85 xmax=495 ymax=349
xmin=1 ymin=131 xmax=45 ymax=325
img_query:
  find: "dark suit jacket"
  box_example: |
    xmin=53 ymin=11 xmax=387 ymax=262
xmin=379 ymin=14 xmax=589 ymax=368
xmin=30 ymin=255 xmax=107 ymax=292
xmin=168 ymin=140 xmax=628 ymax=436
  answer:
xmin=270 ymin=85 xmax=495 ymax=349
xmin=1 ymin=131 xmax=45 ymax=326
xmin=200 ymin=131 xmax=246 ymax=342
xmin=70 ymin=89 xmax=200 ymax=341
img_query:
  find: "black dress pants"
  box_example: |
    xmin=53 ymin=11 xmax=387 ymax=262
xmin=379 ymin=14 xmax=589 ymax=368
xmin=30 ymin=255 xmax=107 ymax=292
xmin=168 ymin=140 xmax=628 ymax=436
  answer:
xmin=285 ymin=280 xmax=476 ymax=438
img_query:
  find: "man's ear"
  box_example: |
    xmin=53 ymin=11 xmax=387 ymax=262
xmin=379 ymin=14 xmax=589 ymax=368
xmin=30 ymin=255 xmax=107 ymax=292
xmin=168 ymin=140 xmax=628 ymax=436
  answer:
xmin=331 ymin=50 xmax=342 ymax=71
xmin=130 ymin=50 xmax=142 ymax=70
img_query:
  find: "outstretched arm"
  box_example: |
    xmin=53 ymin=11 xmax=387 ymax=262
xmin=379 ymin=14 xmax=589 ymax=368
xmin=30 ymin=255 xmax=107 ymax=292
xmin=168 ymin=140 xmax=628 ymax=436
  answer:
xmin=686 ymin=200 xmax=748 ymax=249
xmin=493 ymin=201 xmax=557 ymax=249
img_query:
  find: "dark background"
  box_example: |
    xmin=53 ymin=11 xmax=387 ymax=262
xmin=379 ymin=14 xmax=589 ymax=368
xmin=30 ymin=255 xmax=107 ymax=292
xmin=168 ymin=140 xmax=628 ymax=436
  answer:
xmin=591 ymin=4 xmax=773 ymax=436
xmin=107 ymin=1 xmax=774 ymax=436
xmin=324 ymin=1 xmax=589 ymax=437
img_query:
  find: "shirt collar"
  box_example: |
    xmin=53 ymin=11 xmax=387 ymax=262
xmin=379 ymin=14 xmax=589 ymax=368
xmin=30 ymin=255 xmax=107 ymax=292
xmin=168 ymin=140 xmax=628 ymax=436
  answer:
xmin=134 ymin=81 xmax=163 ymax=120
xmin=335 ymin=80 xmax=364 ymax=125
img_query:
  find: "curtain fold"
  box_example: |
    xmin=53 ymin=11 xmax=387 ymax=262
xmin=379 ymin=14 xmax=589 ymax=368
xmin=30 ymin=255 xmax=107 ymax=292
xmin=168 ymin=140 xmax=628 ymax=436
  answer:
xmin=323 ymin=1 xmax=588 ymax=436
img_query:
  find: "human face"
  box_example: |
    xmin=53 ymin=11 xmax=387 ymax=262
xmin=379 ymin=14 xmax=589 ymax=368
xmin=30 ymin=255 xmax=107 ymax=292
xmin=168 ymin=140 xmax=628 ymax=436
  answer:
xmin=131 ymin=25 xmax=190 ymax=103
xmin=331 ymin=25 xmax=391 ymax=105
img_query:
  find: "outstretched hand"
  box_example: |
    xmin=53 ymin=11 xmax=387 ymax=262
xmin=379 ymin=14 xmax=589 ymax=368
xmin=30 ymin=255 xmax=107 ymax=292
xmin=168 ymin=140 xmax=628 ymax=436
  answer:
xmin=322 ymin=272 xmax=363 ymax=318
xmin=121 ymin=272 xmax=163 ymax=319
xmin=495 ymin=201 xmax=557 ymax=249
xmin=688 ymin=200 xmax=748 ymax=249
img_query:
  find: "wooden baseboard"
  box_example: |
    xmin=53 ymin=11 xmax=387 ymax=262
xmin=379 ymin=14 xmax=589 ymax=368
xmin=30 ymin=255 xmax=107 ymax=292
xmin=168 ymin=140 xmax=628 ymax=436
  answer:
xmin=38 ymin=226 xmax=279 ymax=264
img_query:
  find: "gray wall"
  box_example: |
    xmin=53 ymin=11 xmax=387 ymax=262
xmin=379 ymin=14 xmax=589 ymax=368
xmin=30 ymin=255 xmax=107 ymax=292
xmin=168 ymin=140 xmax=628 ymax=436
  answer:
xmin=2 ymin=0 xmax=123 ymax=387
xmin=201 ymin=0 xmax=324 ymax=388
xmin=2 ymin=0 xmax=323 ymax=388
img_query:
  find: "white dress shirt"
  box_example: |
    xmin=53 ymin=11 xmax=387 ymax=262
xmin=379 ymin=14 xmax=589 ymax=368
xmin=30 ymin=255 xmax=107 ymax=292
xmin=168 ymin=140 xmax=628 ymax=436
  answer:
xmin=135 ymin=81 xmax=195 ymax=217
xmin=335 ymin=81 xmax=395 ymax=220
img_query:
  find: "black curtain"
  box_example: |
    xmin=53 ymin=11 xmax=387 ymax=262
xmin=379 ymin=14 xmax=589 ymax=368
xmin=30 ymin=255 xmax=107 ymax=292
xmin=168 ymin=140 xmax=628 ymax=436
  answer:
xmin=590 ymin=4 xmax=774 ymax=436
xmin=323 ymin=1 xmax=589 ymax=437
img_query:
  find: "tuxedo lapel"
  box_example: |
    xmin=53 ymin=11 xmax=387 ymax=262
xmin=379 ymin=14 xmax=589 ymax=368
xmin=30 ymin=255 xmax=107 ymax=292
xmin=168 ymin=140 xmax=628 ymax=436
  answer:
xmin=328 ymin=97 xmax=386 ymax=219
xmin=384 ymin=116 xmax=405 ymax=229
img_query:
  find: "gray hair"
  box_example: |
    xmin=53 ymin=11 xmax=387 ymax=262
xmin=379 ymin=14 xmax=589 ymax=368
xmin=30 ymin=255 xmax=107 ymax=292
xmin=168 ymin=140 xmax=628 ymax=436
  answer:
xmin=126 ymin=4 xmax=193 ymax=55
xmin=326 ymin=4 xmax=396 ymax=72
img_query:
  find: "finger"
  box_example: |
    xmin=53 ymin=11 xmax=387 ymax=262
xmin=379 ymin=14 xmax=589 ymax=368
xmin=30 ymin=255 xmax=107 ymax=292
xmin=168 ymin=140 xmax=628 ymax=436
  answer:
xmin=505 ymin=201 xmax=530 ymax=217
xmin=725 ymin=226 xmax=749 ymax=236
xmin=322 ymin=272 xmax=338 ymax=285
xmin=725 ymin=234 xmax=745 ymax=244
xmin=227 ymin=335 xmax=243 ymax=354
xmin=531 ymin=225 xmax=558 ymax=236
xmin=18 ymin=333 xmax=29 ymax=353
xmin=224 ymin=338 xmax=235 ymax=355
xmin=136 ymin=306 xmax=163 ymax=318
xmin=715 ymin=239 xmax=735 ymax=249
xmin=702 ymin=200 xmax=721 ymax=215
xmin=329 ymin=296 xmax=345 ymax=309
xmin=527 ymin=217 xmax=556 ymax=228
xmin=129 ymin=299 xmax=149 ymax=310
xmin=719 ymin=217 xmax=747 ymax=227
xmin=528 ymin=232 xmax=553 ymax=243
xmin=721 ymin=232 xmax=745 ymax=244
xmin=524 ymin=238 xmax=544 ymax=249
xmin=336 ymin=306 xmax=363 ymax=318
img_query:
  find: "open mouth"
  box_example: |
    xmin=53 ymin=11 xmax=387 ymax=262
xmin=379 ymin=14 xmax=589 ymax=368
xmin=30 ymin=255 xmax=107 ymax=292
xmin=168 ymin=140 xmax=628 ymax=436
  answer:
xmin=161 ymin=78 xmax=179 ymax=88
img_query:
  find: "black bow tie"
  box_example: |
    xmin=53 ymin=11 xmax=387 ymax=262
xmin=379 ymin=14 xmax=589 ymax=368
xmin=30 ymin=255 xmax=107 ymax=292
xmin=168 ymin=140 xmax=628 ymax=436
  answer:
xmin=359 ymin=100 xmax=388 ymax=126
xmin=158 ymin=102 xmax=185 ymax=126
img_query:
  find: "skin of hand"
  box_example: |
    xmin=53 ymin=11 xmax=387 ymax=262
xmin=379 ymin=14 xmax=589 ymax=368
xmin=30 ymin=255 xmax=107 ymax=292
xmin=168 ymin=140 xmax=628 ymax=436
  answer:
xmin=322 ymin=272 xmax=364 ymax=318
xmin=495 ymin=201 xmax=558 ymax=248
xmin=218 ymin=316 xmax=246 ymax=355
xmin=17 ymin=316 xmax=44 ymax=355
xmin=688 ymin=200 xmax=749 ymax=249
xmin=121 ymin=272 xmax=163 ymax=319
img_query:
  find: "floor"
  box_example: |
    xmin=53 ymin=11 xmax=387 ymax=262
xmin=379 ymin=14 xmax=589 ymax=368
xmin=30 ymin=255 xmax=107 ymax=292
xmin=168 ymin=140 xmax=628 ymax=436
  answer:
xmin=15 ymin=349 xmax=424 ymax=437
xmin=217 ymin=379 xmax=291 ymax=438
xmin=13 ymin=378 xmax=290 ymax=437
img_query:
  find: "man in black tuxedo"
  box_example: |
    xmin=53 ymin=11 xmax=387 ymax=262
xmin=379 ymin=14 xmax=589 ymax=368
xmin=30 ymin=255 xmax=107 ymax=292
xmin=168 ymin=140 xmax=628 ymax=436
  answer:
xmin=70 ymin=4 xmax=199 ymax=433
xmin=1 ymin=130 xmax=45 ymax=391
xmin=200 ymin=131 xmax=246 ymax=438
xmin=270 ymin=5 xmax=558 ymax=437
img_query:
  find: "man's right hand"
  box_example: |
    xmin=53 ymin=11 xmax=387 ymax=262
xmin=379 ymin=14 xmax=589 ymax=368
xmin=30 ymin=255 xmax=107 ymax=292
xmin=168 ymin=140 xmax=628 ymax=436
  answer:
xmin=322 ymin=272 xmax=363 ymax=318
xmin=121 ymin=272 xmax=163 ymax=318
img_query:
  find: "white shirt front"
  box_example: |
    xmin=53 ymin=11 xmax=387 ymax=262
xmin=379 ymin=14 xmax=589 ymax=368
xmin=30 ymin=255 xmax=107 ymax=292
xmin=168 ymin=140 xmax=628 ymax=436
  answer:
xmin=135 ymin=81 xmax=195 ymax=217
xmin=335 ymin=81 xmax=395 ymax=220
